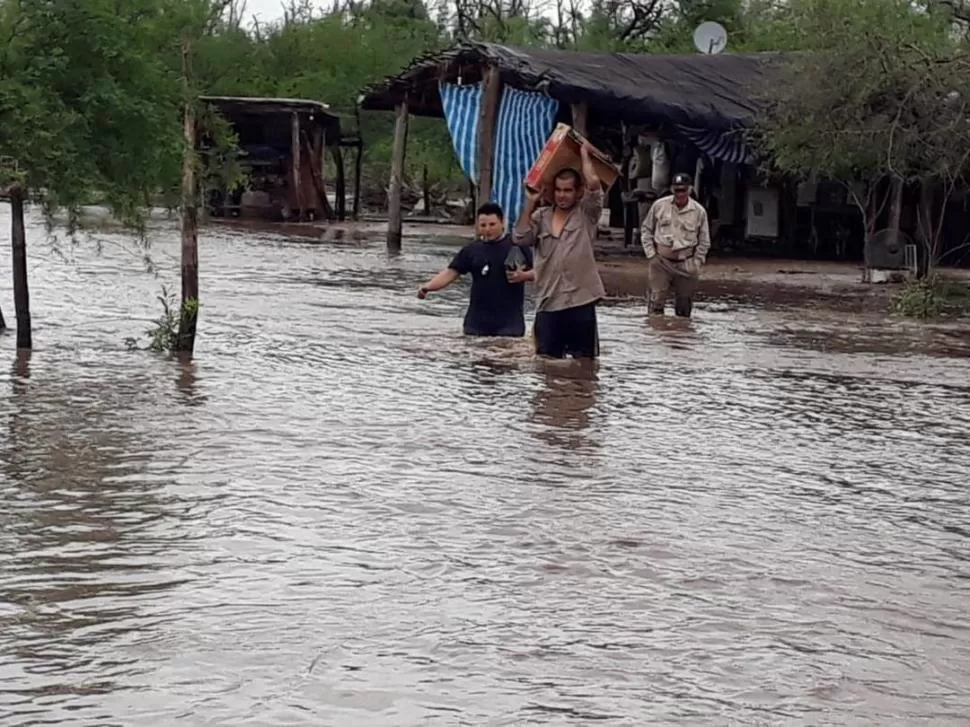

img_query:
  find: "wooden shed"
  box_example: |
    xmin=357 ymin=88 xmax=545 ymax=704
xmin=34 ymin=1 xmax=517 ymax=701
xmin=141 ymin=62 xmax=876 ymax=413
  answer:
xmin=201 ymin=96 xmax=362 ymax=223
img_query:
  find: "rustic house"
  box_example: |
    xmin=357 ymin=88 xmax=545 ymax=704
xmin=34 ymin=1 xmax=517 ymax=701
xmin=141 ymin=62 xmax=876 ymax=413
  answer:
xmin=359 ymin=43 xmax=785 ymax=249
xmin=201 ymin=96 xmax=363 ymax=223
xmin=359 ymin=42 xmax=928 ymax=268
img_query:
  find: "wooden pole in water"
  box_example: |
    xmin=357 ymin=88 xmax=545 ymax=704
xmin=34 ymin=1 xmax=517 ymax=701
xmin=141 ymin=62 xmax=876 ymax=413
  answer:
xmin=387 ymin=99 xmax=409 ymax=252
xmin=291 ymin=111 xmax=304 ymax=222
xmin=352 ymin=105 xmax=363 ymax=220
xmin=571 ymin=102 xmax=589 ymax=137
xmin=10 ymin=186 xmax=30 ymax=350
xmin=175 ymin=38 xmax=199 ymax=355
xmin=476 ymin=64 xmax=502 ymax=208
xmin=334 ymin=144 xmax=346 ymax=221
xmin=311 ymin=122 xmax=326 ymax=220
xmin=352 ymin=143 xmax=362 ymax=220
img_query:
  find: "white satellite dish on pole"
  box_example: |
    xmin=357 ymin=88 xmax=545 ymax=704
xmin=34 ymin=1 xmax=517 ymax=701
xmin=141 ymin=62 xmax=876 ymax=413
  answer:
xmin=693 ymin=21 xmax=728 ymax=54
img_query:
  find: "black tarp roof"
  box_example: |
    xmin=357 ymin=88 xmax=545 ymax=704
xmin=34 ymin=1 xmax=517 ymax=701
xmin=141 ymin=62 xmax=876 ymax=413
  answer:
xmin=359 ymin=42 xmax=786 ymax=131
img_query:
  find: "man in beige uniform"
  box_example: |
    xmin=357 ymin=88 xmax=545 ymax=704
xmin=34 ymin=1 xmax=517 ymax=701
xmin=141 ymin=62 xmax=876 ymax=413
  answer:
xmin=513 ymin=142 xmax=605 ymax=359
xmin=641 ymin=172 xmax=711 ymax=318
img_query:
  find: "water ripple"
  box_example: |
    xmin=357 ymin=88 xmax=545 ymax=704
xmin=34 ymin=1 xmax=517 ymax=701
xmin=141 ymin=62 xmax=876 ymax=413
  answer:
xmin=0 ymin=206 xmax=968 ymax=725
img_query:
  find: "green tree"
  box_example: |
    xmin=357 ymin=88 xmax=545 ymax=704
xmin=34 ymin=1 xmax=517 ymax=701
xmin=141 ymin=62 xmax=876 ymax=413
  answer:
xmin=0 ymin=0 xmax=185 ymax=350
xmin=753 ymin=0 xmax=965 ymax=277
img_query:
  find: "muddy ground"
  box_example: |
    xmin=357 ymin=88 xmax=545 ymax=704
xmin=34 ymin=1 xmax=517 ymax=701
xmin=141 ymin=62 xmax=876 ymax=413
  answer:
xmin=209 ymin=217 xmax=970 ymax=319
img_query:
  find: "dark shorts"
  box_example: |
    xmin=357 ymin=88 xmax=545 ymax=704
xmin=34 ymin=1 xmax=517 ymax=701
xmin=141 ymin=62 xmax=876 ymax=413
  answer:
xmin=533 ymin=302 xmax=600 ymax=359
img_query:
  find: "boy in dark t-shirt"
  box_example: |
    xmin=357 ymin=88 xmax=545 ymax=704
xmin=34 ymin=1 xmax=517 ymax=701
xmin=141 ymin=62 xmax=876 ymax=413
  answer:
xmin=418 ymin=203 xmax=535 ymax=337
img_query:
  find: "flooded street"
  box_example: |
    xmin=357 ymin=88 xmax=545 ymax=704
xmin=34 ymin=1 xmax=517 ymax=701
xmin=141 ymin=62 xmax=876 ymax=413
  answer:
xmin=1 ymin=206 xmax=970 ymax=726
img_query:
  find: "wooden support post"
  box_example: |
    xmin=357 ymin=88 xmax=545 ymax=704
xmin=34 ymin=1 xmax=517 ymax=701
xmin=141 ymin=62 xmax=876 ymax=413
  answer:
xmin=175 ymin=38 xmax=198 ymax=355
xmin=571 ymin=102 xmax=588 ymax=136
xmin=620 ymin=149 xmax=634 ymax=248
xmin=476 ymin=64 xmax=502 ymax=208
xmin=10 ymin=186 xmax=30 ymax=350
xmin=301 ymin=132 xmax=335 ymax=221
xmin=334 ymin=145 xmax=346 ymax=221
xmin=352 ymin=143 xmax=363 ymax=220
xmin=387 ymin=99 xmax=409 ymax=252
xmin=314 ymin=124 xmax=326 ymax=173
xmin=312 ymin=123 xmax=326 ymax=220
xmin=290 ymin=111 xmax=304 ymax=221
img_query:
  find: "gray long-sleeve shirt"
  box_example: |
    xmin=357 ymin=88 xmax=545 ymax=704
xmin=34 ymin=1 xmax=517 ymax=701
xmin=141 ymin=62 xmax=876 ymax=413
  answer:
xmin=512 ymin=188 xmax=606 ymax=313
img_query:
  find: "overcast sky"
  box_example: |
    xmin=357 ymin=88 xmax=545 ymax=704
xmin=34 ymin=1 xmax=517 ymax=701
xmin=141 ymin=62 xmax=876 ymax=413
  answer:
xmin=239 ymin=0 xmax=562 ymax=25
xmin=242 ymin=0 xmax=330 ymax=24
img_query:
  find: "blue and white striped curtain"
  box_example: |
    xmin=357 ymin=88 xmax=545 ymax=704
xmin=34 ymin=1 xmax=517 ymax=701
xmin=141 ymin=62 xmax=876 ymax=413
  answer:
xmin=439 ymin=82 xmax=483 ymax=182
xmin=439 ymin=81 xmax=559 ymax=223
xmin=676 ymin=125 xmax=753 ymax=165
xmin=492 ymin=87 xmax=559 ymax=223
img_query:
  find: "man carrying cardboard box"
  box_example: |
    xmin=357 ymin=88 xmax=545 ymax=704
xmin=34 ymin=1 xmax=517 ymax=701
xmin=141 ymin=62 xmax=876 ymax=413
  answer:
xmin=512 ymin=142 xmax=605 ymax=359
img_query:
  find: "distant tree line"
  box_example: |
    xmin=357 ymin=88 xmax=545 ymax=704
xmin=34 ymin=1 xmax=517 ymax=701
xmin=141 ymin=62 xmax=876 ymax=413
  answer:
xmin=188 ymin=0 xmax=970 ymax=204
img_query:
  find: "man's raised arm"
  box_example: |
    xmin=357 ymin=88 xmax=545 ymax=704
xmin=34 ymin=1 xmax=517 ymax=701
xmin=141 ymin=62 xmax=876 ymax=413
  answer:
xmin=512 ymin=184 xmax=543 ymax=247
xmin=579 ymin=142 xmax=604 ymax=221
xmin=580 ymin=141 xmax=600 ymax=191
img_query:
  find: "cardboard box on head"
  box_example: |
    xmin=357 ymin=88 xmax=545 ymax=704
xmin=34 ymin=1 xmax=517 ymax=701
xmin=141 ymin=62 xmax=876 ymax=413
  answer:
xmin=525 ymin=123 xmax=620 ymax=201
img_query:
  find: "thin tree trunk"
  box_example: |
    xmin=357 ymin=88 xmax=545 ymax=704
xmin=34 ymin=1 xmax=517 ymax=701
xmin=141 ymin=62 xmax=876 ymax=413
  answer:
xmin=175 ymin=39 xmax=199 ymax=354
xmin=11 ymin=187 xmax=30 ymax=350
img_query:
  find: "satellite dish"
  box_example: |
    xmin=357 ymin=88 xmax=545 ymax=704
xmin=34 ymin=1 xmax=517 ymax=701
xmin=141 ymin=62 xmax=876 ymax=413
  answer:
xmin=693 ymin=21 xmax=728 ymax=55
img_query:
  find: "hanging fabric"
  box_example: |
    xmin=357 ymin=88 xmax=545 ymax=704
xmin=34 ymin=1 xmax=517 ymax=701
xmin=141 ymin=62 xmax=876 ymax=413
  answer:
xmin=675 ymin=125 xmax=753 ymax=165
xmin=491 ymin=87 xmax=559 ymax=223
xmin=438 ymin=81 xmax=559 ymax=222
xmin=439 ymin=82 xmax=483 ymax=182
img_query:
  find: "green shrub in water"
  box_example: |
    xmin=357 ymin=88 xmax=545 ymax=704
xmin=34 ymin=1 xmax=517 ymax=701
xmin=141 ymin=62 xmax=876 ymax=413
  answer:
xmin=891 ymin=276 xmax=943 ymax=319
xmin=125 ymin=286 xmax=199 ymax=353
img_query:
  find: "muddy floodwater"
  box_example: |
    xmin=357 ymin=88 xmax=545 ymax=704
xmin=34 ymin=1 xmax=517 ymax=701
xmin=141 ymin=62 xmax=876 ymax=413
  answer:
xmin=1 ymin=207 xmax=969 ymax=726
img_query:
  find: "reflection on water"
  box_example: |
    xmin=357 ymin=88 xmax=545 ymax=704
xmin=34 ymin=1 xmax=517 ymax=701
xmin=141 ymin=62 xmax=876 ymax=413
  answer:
xmin=1 ymin=205 xmax=970 ymax=725
xmin=530 ymin=360 xmax=599 ymax=452
xmin=1 ymin=347 xmax=185 ymax=715
xmin=174 ymin=354 xmax=206 ymax=408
